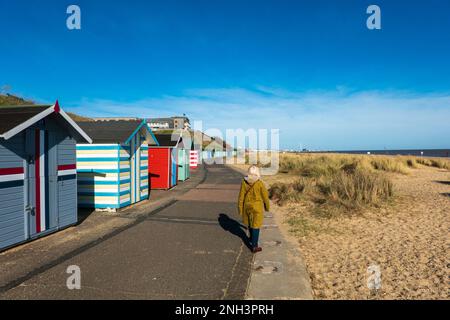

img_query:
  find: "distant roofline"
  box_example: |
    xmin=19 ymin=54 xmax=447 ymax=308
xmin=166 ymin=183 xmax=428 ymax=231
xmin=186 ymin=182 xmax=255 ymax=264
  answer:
xmin=0 ymin=104 xmax=52 ymax=109
xmin=91 ymin=117 xmax=141 ymax=121
xmin=0 ymin=102 xmax=92 ymax=143
xmin=147 ymin=116 xmax=190 ymax=121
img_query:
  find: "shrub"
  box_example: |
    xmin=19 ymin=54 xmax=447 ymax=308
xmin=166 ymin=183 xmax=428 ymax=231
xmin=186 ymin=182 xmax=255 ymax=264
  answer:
xmin=405 ymin=158 xmax=417 ymax=168
xmin=269 ymin=167 xmax=394 ymax=211
xmin=416 ymin=158 xmax=450 ymax=170
xmin=416 ymin=158 xmax=432 ymax=166
xmin=269 ymin=182 xmax=291 ymax=206
xmin=369 ymin=157 xmax=409 ymax=174
xmin=278 ymin=153 xmax=411 ymax=176
xmin=278 ymin=154 xmax=344 ymax=177
xmin=269 ymin=179 xmax=308 ymax=206
xmin=316 ymin=169 xmax=394 ymax=210
xmin=269 ymin=153 xmax=397 ymax=214
xmin=430 ymin=159 xmax=450 ymax=170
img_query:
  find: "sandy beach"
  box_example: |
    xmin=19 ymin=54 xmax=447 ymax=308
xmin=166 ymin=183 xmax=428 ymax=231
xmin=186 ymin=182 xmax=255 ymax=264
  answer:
xmin=274 ymin=165 xmax=449 ymax=299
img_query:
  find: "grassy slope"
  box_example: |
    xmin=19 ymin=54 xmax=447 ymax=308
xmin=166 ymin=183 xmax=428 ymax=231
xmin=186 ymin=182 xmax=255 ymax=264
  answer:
xmin=0 ymin=94 xmax=34 ymax=106
xmin=0 ymin=94 xmax=93 ymax=121
xmin=66 ymin=112 xmax=93 ymax=122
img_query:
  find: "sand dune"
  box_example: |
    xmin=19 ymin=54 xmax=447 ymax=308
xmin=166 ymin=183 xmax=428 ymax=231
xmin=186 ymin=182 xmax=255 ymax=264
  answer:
xmin=275 ymin=166 xmax=449 ymax=299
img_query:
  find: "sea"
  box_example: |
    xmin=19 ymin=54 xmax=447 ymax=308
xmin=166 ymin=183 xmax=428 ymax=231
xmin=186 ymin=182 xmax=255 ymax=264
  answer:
xmin=314 ymin=149 xmax=450 ymax=158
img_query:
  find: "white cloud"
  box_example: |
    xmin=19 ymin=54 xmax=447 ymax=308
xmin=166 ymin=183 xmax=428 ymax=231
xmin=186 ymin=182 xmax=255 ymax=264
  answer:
xmin=67 ymin=88 xmax=450 ymax=150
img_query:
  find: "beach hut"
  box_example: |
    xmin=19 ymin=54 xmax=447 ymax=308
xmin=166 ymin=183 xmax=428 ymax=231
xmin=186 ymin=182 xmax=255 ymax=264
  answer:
xmin=148 ymin=134 xmax=186 ymax=189
xmin=76 ymin=119 xmax=158 ymax=210
xmin=0 ymin=102 xmax=92 ymax=251
xmin=177 ymin=148 xmax=190 ymax=181
xmin=177 ymin=134 xmax=191 ymax=181
xmin=189 ymin=150 xmax=199 ymax=169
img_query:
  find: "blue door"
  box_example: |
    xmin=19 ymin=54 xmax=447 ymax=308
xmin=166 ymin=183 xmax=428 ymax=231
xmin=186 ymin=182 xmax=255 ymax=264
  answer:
xmin=170 ymin=148 xmax=177 ymax=187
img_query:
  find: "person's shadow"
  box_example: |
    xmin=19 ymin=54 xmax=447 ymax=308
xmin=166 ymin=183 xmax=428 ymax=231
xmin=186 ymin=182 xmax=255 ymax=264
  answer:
xmin=218 ymin=214 xmax=252 ymax=250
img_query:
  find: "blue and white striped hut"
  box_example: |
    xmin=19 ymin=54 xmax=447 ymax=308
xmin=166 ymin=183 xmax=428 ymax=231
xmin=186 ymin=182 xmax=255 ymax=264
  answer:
xmin=76 ymin=119 xmax=159 ymax=210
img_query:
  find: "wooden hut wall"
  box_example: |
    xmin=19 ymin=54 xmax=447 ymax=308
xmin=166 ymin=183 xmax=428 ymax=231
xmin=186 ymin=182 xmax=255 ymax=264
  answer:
xmin=76 ymin=144 xmax=123 ymax=209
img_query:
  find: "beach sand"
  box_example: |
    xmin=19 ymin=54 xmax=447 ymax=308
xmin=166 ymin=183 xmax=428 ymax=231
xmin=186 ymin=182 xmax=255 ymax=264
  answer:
xmin=274 ymin=166 xmax=449 ymax=299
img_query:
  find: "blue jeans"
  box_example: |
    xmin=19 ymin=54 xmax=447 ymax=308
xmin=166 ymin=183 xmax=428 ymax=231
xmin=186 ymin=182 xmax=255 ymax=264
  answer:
xmin=249 ymin=228 xmax=260 ymax=248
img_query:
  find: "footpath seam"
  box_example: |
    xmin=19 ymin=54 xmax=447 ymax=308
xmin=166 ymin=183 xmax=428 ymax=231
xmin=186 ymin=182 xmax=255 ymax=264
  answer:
xmin=221 ymin=242 xmax=244 ymax=300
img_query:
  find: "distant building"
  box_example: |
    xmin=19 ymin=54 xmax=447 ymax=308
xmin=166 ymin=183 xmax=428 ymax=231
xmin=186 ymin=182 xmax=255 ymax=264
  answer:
xmin=91 ymin=117 xmax=140 ymax=121
xmin=147 ymin=118 xmax=173 ymax=129
xmin=173 ymin=116 xmax=190 ymax=130
xmin=147 ymin=116 xmax=190 ymax=130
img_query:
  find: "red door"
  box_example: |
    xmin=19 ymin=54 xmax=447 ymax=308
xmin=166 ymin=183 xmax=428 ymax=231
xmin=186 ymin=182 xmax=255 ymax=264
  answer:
xmin=148 ymin=148 xmax=170 ymax=189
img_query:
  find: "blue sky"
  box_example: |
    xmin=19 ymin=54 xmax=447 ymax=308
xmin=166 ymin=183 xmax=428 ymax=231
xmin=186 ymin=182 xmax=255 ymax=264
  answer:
xmin=1 ymin=0 xmax=449 ymax=150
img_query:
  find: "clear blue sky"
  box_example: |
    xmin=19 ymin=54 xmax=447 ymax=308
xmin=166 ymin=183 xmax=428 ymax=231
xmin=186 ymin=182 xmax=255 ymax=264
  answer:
xmin=1 ymin=0 xmax=449 ymax=150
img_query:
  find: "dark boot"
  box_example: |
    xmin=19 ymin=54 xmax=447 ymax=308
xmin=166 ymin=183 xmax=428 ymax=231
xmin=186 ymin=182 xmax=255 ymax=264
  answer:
xmin=252 ymin=247 xmax=262 ymax=253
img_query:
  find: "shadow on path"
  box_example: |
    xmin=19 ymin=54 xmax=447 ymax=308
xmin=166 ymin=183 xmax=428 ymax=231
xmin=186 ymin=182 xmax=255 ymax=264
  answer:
xmin=218 ymin=214 xmax=252 ymax=250
xmin=435 ymin=180 xmax=450 ymax=185
xmin=77 ymin=208 xmax=96 ymax=225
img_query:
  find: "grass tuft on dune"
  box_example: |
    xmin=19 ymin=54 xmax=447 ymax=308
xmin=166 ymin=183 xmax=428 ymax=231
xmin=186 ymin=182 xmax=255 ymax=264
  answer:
xmin=264 ymin=153 xmax=449 ymax=216
xmin=269 ymin=154 xmax=395 ymax=215
xmin=416 ymin=158 xmax=450 ymax=170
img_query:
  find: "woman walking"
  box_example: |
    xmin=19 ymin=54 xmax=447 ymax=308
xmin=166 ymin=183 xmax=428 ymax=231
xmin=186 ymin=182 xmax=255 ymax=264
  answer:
xmin=238 ymin=166 xmax=270 ymax=253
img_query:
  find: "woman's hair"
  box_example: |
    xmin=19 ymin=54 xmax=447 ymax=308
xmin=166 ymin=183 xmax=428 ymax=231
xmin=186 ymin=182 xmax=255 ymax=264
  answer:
xmin=248 ymin=165 xmax=261 ymax=178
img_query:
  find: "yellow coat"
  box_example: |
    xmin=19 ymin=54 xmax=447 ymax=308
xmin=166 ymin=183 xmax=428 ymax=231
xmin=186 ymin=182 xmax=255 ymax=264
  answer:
xmin=238 ymin=178 xmax=270 ymax=229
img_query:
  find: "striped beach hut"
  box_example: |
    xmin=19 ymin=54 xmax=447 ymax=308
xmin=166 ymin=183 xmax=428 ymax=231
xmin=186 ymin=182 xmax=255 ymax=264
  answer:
xmin=76 ymin=119 xmax=158 ymax=210
xmin=189 ymin=150 xmax=199 ymax=169
xmin=0 ymin=102 xmax=92 ymax=251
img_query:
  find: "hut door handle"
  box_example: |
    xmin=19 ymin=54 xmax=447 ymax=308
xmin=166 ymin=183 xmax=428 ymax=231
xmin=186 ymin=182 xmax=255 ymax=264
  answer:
xmin=25 ymin=205 xmax=35 ymax=216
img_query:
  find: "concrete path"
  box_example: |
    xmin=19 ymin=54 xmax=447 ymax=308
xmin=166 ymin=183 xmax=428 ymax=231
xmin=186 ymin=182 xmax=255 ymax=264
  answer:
xmin=227 ymin=166 xmax=313 ymax=300
xmin=246 ymin=211 xmax=313 ymax=300
xmin=0 ymin=163 xmax=312 ymax=300
xmin=0 ymin=164 xmax=253 ymax=299
xmin=0 ymin=164 xmax=207 ymax=292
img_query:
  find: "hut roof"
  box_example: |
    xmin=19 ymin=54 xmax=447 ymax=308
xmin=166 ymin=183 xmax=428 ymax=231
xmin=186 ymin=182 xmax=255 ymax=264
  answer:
xmin=152 ymin=133 xmax=193 ymax=149
xmin=0 ymin=103 xmax=92 ymax=143
xmin=77 ymin=119 xmax=159 ymax=145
